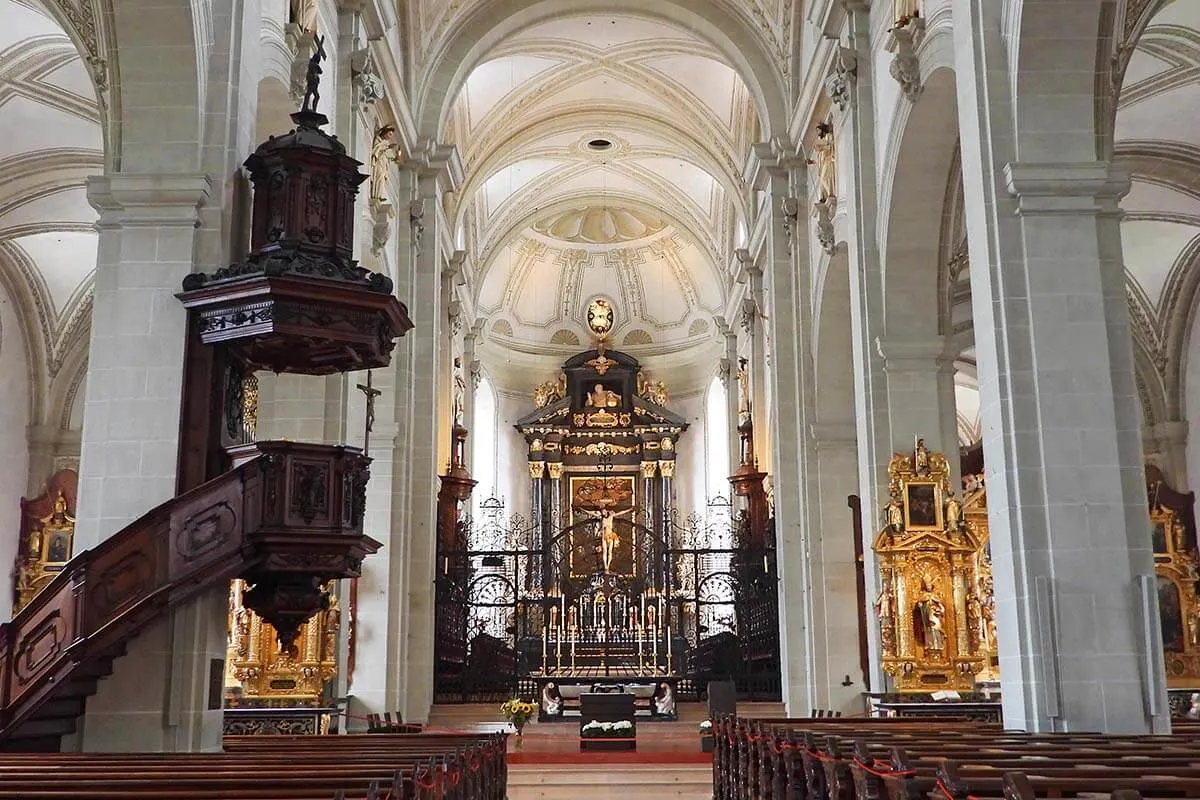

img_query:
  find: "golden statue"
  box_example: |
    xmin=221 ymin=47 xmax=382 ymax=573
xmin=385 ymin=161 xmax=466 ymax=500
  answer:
xmin=884 ymin=498 xmax=904 ymax=533
xmin=587 ymin=383 xmax=620 ymax=409
xmin=944 ymin=491 xmax=962 ymax=533
xmin=913 ymin=577 xmax=947 ymax=652
xmin=914 ymin=437 xmax=930 ymax=475
xmin=636 ymin=372 xmax=669 ymax=406
xmin=533 ymin=372 xmax=566 ymax=408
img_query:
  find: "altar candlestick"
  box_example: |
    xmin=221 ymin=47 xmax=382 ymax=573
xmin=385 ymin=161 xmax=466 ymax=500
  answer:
xmin=641 ymin=593 xmax=646 ymax=623
xmin=637 ymin=624 xmax=643 ymax=669
xmin=542 ymin=624 xmax=548 ymax=669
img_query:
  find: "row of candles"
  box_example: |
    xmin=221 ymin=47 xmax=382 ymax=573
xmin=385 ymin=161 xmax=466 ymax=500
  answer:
xmin=539 ymin=591 xmax=673 ymax=673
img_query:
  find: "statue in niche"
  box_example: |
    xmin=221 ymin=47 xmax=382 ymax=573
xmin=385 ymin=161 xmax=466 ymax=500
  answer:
xmin=914 ymin=437 xmax=930 ymax=476
xmin=944 ymin=491 xmax=962 ymax=534
xmin=587 ymin=383 xmax=620 ymax=409
xmin=40 ymin=492 xmax=74 ymax=564
xmin=370 ymin=126 xmax=403 ymax=204
xmin=451 ymin=357 xmax=467 ymax=425
xmin=290 ymin=0 xmax=317 ymax=32
xmin=913 ymin=575 xmax=947 ymax=652
xmin=809 ymin=121 xmax=836 ymax=204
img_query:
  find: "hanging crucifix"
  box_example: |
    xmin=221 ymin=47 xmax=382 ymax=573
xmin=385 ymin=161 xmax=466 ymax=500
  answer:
xmin=356 ymin=371 xmax=382 ymax=451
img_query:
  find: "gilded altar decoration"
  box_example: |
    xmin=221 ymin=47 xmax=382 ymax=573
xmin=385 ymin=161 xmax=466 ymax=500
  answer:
xmin=533 ymin=372 xmax=567 ymax=408
xmin=636 ymin=372 xmax=669 ymax=406
xmin=226 ymin=579 xmax=340 ymax=706
xmin=1146 ymin=466 xmax=1200 ymax=688
xmin=872 ymin=439 xmax=991 ymax=691
xmin=566 ymin=442 xmax=640 ymax=456
xmin=586 ymin=297 xmax=615 ymax=339
xmin=14 ymin=471 xmax=77 ymax=613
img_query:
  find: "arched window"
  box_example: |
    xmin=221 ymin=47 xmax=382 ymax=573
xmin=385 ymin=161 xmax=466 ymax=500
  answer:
xmin=472 ymin=375 xmax=498 ymax=516
xmin=704 ymin=375 xmax=730 ymax=502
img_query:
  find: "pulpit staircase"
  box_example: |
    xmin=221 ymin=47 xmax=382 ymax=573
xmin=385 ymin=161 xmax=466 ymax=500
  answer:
xmin=0 ymin=442 xmax=377 ymax=752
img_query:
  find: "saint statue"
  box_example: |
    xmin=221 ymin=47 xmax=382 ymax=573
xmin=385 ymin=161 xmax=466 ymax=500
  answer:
xmin=875 ymin=576 xmax=896 ymax=653
xmin=370 ymin=126 xmax=403 ymax=204
xmin=913 ymin=575 xmax=947 ymax=652
xmin=810 ymin=121 xmax=836 ymax=204
xmin=291 ymin=0 xmax=317 ymax=32
xmin=966 ymin=587 xmax=984 ymax=650
xmin=914 ymin=437 xmax=930 ymax=475
xmin=451 ymin=357 xmax=467 ymax=425
xmin=944 ymin=491 xmax=962 ymax=533
xmin=737 ymin=357 xmax=751 ymax=419
xmin=39 ymin=492 xmax=74 ymax=564
xmin=587 ymin=383 xmax=620 ymax=409
xmin=884 ymin=498 xmax=904 ymax=533
xmin=584 ymin=507 xmax=633 ymax=572
xmin=892 ymin=0 xmax=921 ymax=26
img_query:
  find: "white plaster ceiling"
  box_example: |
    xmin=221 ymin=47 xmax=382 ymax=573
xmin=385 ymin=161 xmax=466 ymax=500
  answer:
xmin=0 ymin=0 xmax=100 ymax=366
xmin=1115 ymin=0 xmax=1200 ymax=418
xmin=446 ymin=12 xmax=760 ymax=392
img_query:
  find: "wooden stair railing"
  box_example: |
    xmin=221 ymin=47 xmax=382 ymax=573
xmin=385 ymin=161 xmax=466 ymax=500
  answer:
xmin=0 ymin=441 xmax=379 ymax=749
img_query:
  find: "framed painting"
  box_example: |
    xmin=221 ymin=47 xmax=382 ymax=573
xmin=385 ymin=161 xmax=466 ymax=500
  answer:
xmin=904 ymin=481 xmax=942 ymax=531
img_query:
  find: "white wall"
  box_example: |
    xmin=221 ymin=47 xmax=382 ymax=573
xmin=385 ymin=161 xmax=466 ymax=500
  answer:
xmin=493 ymin=389 xmax=531 ymax=519
xmin=671 ymin=390 xmax=707 ymax=522
xmin=1185 ymin=312 xmax=1200 ymax=487
xmin=0 ymin=281 xmax=30 ymax=619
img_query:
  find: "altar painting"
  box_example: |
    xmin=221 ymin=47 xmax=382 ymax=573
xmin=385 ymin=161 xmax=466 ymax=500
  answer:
xmin=569 ymin=474 xmax=637 ymax=576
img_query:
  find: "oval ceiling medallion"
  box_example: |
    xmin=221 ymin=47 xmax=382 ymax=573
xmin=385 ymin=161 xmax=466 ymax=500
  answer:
xmin=533 ymin=206 xmax=666 ymax=245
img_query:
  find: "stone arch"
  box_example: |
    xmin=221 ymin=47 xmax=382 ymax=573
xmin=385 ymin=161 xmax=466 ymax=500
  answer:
xmin=1010 ymin=0 xmax=1109 ymax=162
xmin=880 ymin=66 xmax=960 ymax=337
xmin=106 ymin=0 xmax=207 ymax=169
xmin=414 ymin=0 xmax=789 ymax=142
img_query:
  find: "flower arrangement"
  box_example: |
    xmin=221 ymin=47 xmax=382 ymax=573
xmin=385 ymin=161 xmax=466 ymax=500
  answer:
xmin=581 ymin=719 xmax=634 ymax=738
xmin=501 ymin=698 xmax=538 ymax=734
xmin=699 ymin=720 xmax=713 ymax=734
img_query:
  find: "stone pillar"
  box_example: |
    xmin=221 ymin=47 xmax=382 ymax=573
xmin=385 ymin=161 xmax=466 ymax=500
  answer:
xmin=839 ymin=1 xmax=892 ymax=692
xmin=1144 ymin=420 xmax=1188 ymax=489
xmin=397 ymin=166 xmax=446 ymax=723
xmin=755 ymin=154 xmax=814 ymax=715
xmin=953 ymin=1 xmax=1168 ymax=732
xmin=875 ymin=338 xmax=961 ymax=486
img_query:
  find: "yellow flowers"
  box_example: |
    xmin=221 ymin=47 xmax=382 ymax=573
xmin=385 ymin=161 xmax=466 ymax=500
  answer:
xmin=501 ymin=699 xmax=538 ymax=721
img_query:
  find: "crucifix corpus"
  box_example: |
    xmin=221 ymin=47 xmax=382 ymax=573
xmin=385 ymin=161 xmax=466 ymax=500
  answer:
xmin=356 ymin=371 xmax=382 ymax=451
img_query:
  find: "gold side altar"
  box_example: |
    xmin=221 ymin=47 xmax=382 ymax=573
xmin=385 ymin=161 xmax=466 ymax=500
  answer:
xmin=13 ymin=470 xmax=78 ymax=613
xmin=225 ymin=579 xmax=340 ymax=709
xmin=872 ymin=439 xmax=995 ymax=692
xmin=1146 ymin=465 xmax=1200 ymax=688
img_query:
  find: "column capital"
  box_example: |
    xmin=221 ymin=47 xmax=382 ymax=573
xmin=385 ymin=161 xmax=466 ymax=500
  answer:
xmin=1004 ymin=161 xmax=1130 ymax=214
xmin=1146 ymin=419 xmax=1188 ymax=449
xmin=86 ymin=173 xmax=213 ymax=228
xmin=809 ymin=422 xmax=856 ymax=449
xmin=407 ymin=138 xmax=464 ymax=188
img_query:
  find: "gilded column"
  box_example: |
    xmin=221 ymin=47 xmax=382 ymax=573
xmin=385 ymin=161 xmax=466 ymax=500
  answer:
xmin=529 ymin=458 xmax=545 ymax=594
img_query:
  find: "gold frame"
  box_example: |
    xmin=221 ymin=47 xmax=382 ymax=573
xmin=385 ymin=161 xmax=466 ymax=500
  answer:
xmin=1149 ymin=501 xmax=1200 ymax=688
xmin=903 ymin=481 xmax=943 ymax=531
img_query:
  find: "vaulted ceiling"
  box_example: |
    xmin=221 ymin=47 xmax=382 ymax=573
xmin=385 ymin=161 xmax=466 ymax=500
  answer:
xmin=435 ymin=11 xmax=766 ymax=393
xmin=0 ymin=0 xmax=99 ymax=425
xmin=1115 ymin=0 xmax=1200 ymax=426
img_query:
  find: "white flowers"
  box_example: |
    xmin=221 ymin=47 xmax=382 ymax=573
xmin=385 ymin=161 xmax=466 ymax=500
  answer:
xmin=699 ymin=720 xmax=713 ymax=733
xmin=582 ymin=719 xmax=634 ymax=735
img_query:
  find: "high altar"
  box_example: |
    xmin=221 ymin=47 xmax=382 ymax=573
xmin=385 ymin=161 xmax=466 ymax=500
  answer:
xmin=513 ymin=329 xmax=688 ymax=687
xmin=872 ymin=439 xmax=996 ymax=693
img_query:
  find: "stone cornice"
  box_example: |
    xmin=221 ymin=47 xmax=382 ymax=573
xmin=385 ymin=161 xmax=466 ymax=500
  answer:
xmin=85 ymin=173 xmax=212 ymax=228
xmin=1004 ymin=161 xmax=1132 ymax=214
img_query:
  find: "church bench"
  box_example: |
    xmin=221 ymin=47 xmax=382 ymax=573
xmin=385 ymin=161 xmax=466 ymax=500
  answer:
xmin=0 ymin=732 xmax=505 ymax=800
xmin=715 ymin=716 xmax=1200 ymax=800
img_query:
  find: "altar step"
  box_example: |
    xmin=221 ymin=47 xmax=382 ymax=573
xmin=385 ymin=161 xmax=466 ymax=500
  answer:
xmin=508 ymin=764 xmax=711 ymax=799
xmin=427 ymin=700 xmax=785 ymax=728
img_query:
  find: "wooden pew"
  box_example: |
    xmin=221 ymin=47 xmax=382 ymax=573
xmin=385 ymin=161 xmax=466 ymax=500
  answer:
xmin=0 ymin=731 xmax=506 ymax=800
xmin=716 ymin=715 xmax=1200 ymax=800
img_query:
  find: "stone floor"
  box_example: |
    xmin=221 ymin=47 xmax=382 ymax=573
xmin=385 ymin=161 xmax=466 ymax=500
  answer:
xmin=427 ymin=701 xmax=785 ymax=799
